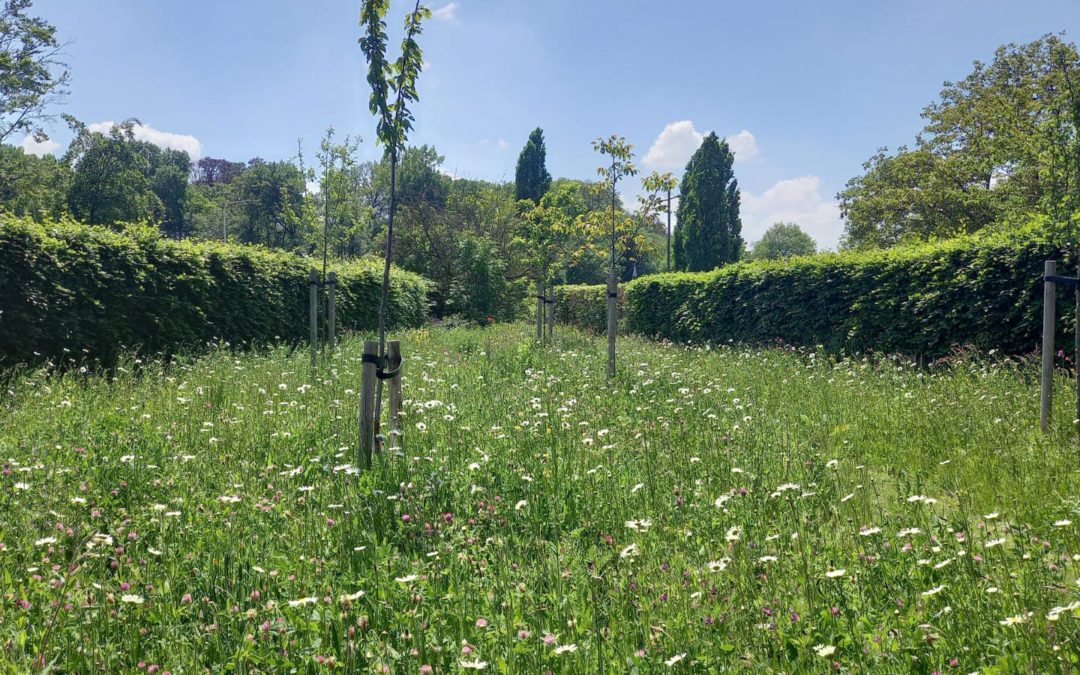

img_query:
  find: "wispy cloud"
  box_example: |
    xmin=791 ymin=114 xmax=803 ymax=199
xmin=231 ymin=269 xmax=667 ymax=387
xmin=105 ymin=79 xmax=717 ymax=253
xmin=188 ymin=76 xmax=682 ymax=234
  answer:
xmin=88 ymin=121 xmax=203 ymax=160
xmin=432 ymin=2 xmax=459 ymax=22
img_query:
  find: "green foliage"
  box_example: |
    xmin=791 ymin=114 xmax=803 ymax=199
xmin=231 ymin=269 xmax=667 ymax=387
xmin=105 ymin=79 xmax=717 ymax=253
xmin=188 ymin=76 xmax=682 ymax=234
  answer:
xmin=0 ymin=215 xmax=429 ymax=367
xmin=65 ymin=119 xmax=192 ymax=237
xmin=5 ymin=323 xmax=1080 ymax=671
xmin=592 ymin=135 xmax=638 ymax=268
xmin=359 ymin=0 xmax=430 ymax=349
xmin=0 ymin=0 xmax=69 ymax=144
xmin=840 ymin=34 xmax=1080 ymax=249
xmin=553 ymin=283 xmax=625 ymax=334
xmin=674 ymin=131 xmax=742 ymax=271
xmin=559 ymin=216 xmax=1079 ymax=359
xmin=0 ymin=142 xmax=68 ymax=218
xmin=749 ymin=222 xmax=817 ymax=260
xmin=514 ymin=127 xmax=552 ymax=203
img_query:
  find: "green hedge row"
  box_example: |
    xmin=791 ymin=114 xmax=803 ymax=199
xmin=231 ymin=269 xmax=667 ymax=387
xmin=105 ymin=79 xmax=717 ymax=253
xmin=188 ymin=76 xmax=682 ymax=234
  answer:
xmin=0 ymin=216 xmax=430 ymax=367
xmin=552 ymin=284 xmax=625 ymax=335
xmin=556 ymin=222 xmax=1078 ymax=358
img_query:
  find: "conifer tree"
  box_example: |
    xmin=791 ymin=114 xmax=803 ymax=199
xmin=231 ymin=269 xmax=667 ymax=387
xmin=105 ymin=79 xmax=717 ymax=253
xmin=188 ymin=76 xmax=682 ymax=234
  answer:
xmin=673 ymin=132 xmax=743 ymax=271
xmin=514 ymin=127 xmax=552 ymax=203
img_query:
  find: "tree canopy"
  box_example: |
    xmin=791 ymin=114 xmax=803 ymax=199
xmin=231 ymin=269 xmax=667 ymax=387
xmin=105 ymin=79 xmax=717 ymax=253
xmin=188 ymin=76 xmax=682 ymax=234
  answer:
xmin=514 ymin=127 xmax=551 ymax=203
xmin=673 ymin=132 xmax=742 ymax=271
xmin=0 ymin=0 xmax=69 ymax=144
xmin=749 ymin=222 xmax=817 ymax=260
xmin=839 ymin=33 xmax=1080 ymax=249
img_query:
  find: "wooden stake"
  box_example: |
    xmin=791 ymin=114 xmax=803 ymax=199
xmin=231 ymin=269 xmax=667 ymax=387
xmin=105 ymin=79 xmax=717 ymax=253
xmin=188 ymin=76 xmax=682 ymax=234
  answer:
xmin=547 ymin=291 xmax=554 ymax=340
xmin=359 ymin=339 xmax=378 ymax=469
xmin=607 ymin=268 xmax=617 ymax=378
xmin=309 ymin=269 xmax=318 ymax=371
xmin=537 ymin=280 xmax=544 ymax=341
xmin=327 ymin=271 xmax=336 ymax=355
xmin=388 ymin=340 xmax=404 ymax=453
xmin=1042 ymin=260 xmax=1056 ymax=432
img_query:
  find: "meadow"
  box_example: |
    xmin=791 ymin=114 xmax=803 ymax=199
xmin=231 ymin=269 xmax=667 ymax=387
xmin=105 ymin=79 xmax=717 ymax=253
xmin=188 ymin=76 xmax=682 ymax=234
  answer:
xmin=2 ymin=324 xmax=1080 ymax=673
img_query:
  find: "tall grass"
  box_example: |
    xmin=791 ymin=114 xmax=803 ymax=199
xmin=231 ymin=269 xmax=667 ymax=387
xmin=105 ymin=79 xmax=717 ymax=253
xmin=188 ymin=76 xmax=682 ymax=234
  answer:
xmin=2 ymin=324 xmax=1079 ymax=672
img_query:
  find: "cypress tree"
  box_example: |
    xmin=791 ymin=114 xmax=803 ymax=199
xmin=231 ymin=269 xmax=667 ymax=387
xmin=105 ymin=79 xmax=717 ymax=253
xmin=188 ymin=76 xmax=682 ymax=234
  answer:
xmin=515 ymin=127 xmax=552 ymax=203
xmin=673 ymin=132 xmax=743 ymax=271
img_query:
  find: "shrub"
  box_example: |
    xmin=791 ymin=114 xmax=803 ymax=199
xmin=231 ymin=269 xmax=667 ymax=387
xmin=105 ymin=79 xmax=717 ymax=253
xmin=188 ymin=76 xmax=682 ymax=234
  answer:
xmin=0 ymin=216 xmax=429 ymax=367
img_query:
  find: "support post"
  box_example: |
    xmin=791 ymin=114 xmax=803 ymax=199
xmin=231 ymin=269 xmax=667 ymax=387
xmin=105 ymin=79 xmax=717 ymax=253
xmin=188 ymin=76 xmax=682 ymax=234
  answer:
xmin=327 ymin=271 xmax=336 ymax=355
xmin=359 ymin=340 xmax=378 ymax=469
xmin=547 ymin=291 xmax=554 ymax=340
xmin=1075 ymin=257 xmax=1079 ymax=434
xmin=387 ymin=340 xmax=404 ymax=453
xmin=309 ymin=269 xmax=318 ymax=371
xmin=607 ymin=268 xmax=617 ymax=378
xmin=1042 ymin=260 xmax=1056 ymax=432
xmin=537 ymin=280 xmax=544 ymax=341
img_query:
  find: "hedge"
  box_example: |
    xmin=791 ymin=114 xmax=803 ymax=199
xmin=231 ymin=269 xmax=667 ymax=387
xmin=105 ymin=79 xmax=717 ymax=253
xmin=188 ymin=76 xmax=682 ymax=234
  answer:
xmin=555 ymin=221 xmax=1079 ymax=358
xmin=0 ymin=216 xmax=430 ymax=367
xmin=552 ymin=283 xmax=625 ymax=335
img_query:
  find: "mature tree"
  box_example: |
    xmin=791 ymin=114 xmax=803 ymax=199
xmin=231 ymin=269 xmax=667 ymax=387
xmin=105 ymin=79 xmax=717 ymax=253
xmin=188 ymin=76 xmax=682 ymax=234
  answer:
xmin=673 ymin=132 xmax=742 ymax=271
xmin=514 ymin=127 xmax=551 ymax=203
xmin=0 ymin=0 xmax=69 ymax=145
xmin=840 ymin=34 xmax=1080 ymax=249
xmin=230 ymin=159 xmax=305 ymax=248
xmin=191 ymin=157 xmax=245 ymax=186
xmin=0 ymin=142 xmax=68 ymax=218
xmin=65 ymin=119 xmax=193 ymax=230
xmin=749 ymin=222 xmax=817 ymax=260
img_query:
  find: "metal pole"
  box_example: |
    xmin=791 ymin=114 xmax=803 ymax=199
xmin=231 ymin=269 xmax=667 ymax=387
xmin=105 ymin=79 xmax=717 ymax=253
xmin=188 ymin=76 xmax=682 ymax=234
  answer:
xmin=666 ymin=188 xmax=671 ymax=272
xmin=1042 ymin=260 xmax=1056 ymax=432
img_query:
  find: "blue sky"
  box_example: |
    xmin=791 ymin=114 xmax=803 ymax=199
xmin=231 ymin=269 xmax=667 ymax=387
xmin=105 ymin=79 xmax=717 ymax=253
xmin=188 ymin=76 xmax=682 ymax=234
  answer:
xmin=20 ymin=0 xmax=1080 ymax=248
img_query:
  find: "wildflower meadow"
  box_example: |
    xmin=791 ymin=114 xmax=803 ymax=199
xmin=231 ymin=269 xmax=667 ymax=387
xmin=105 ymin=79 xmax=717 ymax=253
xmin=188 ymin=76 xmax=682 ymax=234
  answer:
xmin=3 ymin=324 xmax=1080 ymax=673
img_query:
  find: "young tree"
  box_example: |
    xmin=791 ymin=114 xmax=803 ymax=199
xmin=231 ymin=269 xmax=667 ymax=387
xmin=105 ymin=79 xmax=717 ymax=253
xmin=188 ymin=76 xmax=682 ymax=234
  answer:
xmin=0 ymin=0 xmax=69 ymax=145
xmin=514 ymin=127 xmax=551 ymax=203
xmin=673 ymin=132 xmax=742 ymax=271
xmin=359 ymin=0 xmax=429 ymax=356
xmin=749 ymin=222 xmax=817 ymax=260
xmin=592 ymin=135 xmax=637 ymax=377
xmin=641 ymin=170 xmax=678 ymax=271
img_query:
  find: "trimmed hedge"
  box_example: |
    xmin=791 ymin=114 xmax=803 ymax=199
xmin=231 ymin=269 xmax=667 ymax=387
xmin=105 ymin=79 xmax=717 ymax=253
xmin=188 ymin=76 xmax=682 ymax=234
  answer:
xmin=552 ymin=283 xmax=625 ymax=335
xmin=556 ymin=223 xmax=1079 ymax=358
xmin=0 ymin=216 xmax=430 ymax=366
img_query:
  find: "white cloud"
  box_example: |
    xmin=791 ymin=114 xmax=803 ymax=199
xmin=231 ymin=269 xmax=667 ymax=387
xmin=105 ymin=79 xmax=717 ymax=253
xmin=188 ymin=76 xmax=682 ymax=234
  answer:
xmin=643 ymin=120 xmax=702 ymax=170
xmin=19 ymin=135 xmax=60 ymax=157
xmin=726 ymin=129 xmax=759 ymax=161
xmin=88 ymin=121 xmax=202 ymax=159
xmin=643 ymin=121 xmax=759 ymax=169
xmin=432 ymin=2 xmax=459 ymax=21
xmin=497 ymin=139 xmax=508 ymax=149
xmin=740 ymin=175 xmax=843 ymax=250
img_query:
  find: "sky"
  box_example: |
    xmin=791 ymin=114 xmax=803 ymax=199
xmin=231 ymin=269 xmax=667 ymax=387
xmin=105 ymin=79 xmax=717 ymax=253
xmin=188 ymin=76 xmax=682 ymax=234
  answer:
xmin=19 ymin=0 xmax=1080 ymax=249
